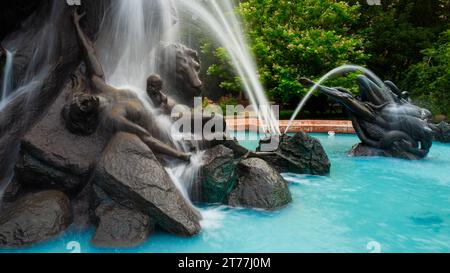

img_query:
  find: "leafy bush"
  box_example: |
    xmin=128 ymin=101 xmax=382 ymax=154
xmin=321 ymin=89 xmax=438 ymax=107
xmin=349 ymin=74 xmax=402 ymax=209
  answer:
xmin=200 ymin=0 xmax=450 ymax=118
xmin=350 ymin=0 xmax=450 ymax=83
xmin=403 ymin=30 xmax=450 ymax=117
xmin=217 ymin=95 xmax=239 ymax=113
xmin=204 ymin=0 xmax=369 ymax=105
xmin=201 ymin=43 xmax=243 ymax=96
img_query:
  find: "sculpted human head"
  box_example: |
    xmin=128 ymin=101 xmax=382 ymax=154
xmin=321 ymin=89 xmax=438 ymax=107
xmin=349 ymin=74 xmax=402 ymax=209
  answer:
xmin=158 ymin=43 xmax=203 ymax=100
xmin=62 ymin=92 xmax=100 ymax=136
xmin=146 ymin=74 xmax=163 ymax=96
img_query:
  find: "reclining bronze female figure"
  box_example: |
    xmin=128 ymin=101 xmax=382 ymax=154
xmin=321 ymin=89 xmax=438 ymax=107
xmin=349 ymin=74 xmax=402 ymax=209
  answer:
xmin=63 ymin=10 xmax=191 ymax=161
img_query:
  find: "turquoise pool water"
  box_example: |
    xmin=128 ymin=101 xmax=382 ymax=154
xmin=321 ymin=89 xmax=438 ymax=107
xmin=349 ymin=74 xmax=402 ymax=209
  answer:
xmin=2 ymin=133 xmax=450 ymax=253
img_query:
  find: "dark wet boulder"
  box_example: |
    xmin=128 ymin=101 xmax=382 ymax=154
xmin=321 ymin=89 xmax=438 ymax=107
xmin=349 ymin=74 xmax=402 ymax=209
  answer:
xmin=201 ymin=145 xmax=239 ymax=204
xmin=228 ymin=158 xmax=292 ymax=210
xmin=16 ymin=82 xmax=108 ymax=195
xmin=91 ymin=203 xmax=153 ymax=248
xmin=434 ymin=122 xmax=450 ymax=143
xmin=257 ymin=132 xmax=330 ymax=175
xmin=0 ymin=190 xmax=72 ymax=248
xmin=349 ymin=143 xmax=421 ymax=160
xmin=0 ymin=0 xmax=83 ymax=188
xmin=95 ymin=132 xmax=201 ymax=237
xmin=1 ymin=178 xmax=22 ymax=203
xmin=71 ymin=182 xmax=97 ymax=230
xmin=349 ymin=143 xmax=387 ymax=158
xmin=91 ymin=184 xmax=113 ymax=211
xmin=15 ymin=152 xmax=84 ymax=195
xmin=73 ymin=182 xmax=112 ymax=230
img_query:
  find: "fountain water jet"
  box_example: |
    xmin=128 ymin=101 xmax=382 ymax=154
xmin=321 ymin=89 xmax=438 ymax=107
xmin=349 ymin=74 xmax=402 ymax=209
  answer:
xmin=174 ymin=0 xmax=280 ymax=135
xmin=94 ymin=0 xmax=206 ymax=202
xmin=296 ymin=66 xmax=434 ymax=159
xmin=284 ymin=64 xmax=386 ymax=133
xmin=96 ymin=0 xmax=180 ymax=89
xmin=94 ymin=0 xmax=281 ymax=202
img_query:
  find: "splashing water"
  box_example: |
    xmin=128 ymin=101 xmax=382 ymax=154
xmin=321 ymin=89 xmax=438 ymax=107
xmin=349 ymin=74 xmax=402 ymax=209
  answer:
xmin=95 ymin=0 xmax=179 ymax=145
xmin=284 ymin=65 xmax=386 ymax=133
xmin=198 ymin=206 xmax=227 ymax=230
xmin=174 ymin=0 xmax=280 ymax=135
xmin=0 ymin=1 xmax=65 ymax=203
xmin=95 ymin=0 xmax=206 ymax=203
xmin=94 ymin=0 xmax=282 ymax=202
xmin=166 ymin=152 xmax=205 ymax=203
xmin=96 ymin=0 xmax=179 ymax=89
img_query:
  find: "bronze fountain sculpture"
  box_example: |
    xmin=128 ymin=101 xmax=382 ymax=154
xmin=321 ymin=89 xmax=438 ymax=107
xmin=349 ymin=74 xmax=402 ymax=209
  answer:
xmin=63 ymin=11 xmax=191 ymax=162
xmin=0 ymin=4 xmax=324 ymax=248
xmin=300 ymin=76 xmax=435 ymax=160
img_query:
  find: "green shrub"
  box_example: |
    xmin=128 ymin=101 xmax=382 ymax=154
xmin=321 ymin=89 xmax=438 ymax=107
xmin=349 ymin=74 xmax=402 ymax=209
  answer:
xmin=204 ymin=0 xmax=368 ymax=105
xmin=403 ymin=30 xmax=450 ymax=117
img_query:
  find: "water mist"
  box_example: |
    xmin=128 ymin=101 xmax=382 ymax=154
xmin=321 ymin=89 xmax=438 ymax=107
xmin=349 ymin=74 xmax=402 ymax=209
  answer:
xmin=1 ymin=50 xmax=14 ymax=101
xmin=0 ymin=1 xmax=65 ymax=204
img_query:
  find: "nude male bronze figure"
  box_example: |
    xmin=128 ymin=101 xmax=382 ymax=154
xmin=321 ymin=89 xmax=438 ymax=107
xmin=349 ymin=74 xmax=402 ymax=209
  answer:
xmin=146 ymin=74 xmax=178 ymax=115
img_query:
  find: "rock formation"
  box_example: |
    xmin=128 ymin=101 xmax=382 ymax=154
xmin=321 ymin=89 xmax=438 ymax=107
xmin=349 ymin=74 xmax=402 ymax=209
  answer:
xmin=0 ymin=1 xmax=332 ymax=249
xmin=0 ymin=191 xmax=71 ymax=248
xmin=95 ymin=132 xmax=202 ymax=237
xmin=91 ymin=202 xmax=154 ymax=248
xmin=201 ymin=145 xmax=239 ymax=204
xmin=16 ymin=79 xmax=108 ymax=196
xmin=228 ymin=158 xmax=292 ymax=210
xmin=256 ymin=132 xmax=331 ymax=175
xmin=433 ymin=121 xmax=450 ymax=143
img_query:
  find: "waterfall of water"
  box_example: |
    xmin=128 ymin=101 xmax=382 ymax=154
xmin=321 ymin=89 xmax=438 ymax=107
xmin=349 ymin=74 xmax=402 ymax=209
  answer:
xmin=0 ymin=1 xmax=64 ymax=203
xmin=94 ymin=0 xmax=282 ymax=203
xmin=1 ymin=50 xmax=14 ymax=101
xmin=284 ymin=64 xmax=386 ymax=133
xmin=166 ymin=151 xmax=204 ymax=204
xmin=174 ymin=0 xmax=280 ymax=135
xmin=95 ymin=0 xmax=205 ymax=203
xmin=96 ymin=0 xmax=179 ymax=89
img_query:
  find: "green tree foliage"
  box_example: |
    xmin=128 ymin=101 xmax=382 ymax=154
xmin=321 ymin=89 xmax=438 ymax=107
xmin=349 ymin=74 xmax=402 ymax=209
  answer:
xmin=201 ymin=43 xmax=243 ymax=96
xmin=201 ymin=0 xmax=449 ymax=117
xmin=205 ymin=0 xmax=368 ymax=105
xmin=403 ymin=30 xmax=450 ymax=117
xmin=349 ymin=0 xmax=450 ymax=83
xmin=351 ymin=0 xmax=449 ymax=117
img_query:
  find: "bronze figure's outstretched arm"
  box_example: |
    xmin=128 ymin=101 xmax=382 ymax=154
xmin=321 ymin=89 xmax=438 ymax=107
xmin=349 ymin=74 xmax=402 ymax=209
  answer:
xmin=140 ymin=135 xmax=190 ymax=161
xmin=109 ymin=113 xmax=190 ymax=161
xmin=73 ymin=10 xmax=104 ymax=80
xmin=73 ymin=10 xmax=115 ymax=94
xmin=71 ymin=10 xmax=190 ymax=161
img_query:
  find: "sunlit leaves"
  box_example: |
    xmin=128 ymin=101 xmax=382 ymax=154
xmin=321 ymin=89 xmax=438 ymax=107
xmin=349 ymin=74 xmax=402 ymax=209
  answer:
xmin=238 ymin=0 xmax=368 ymax=104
